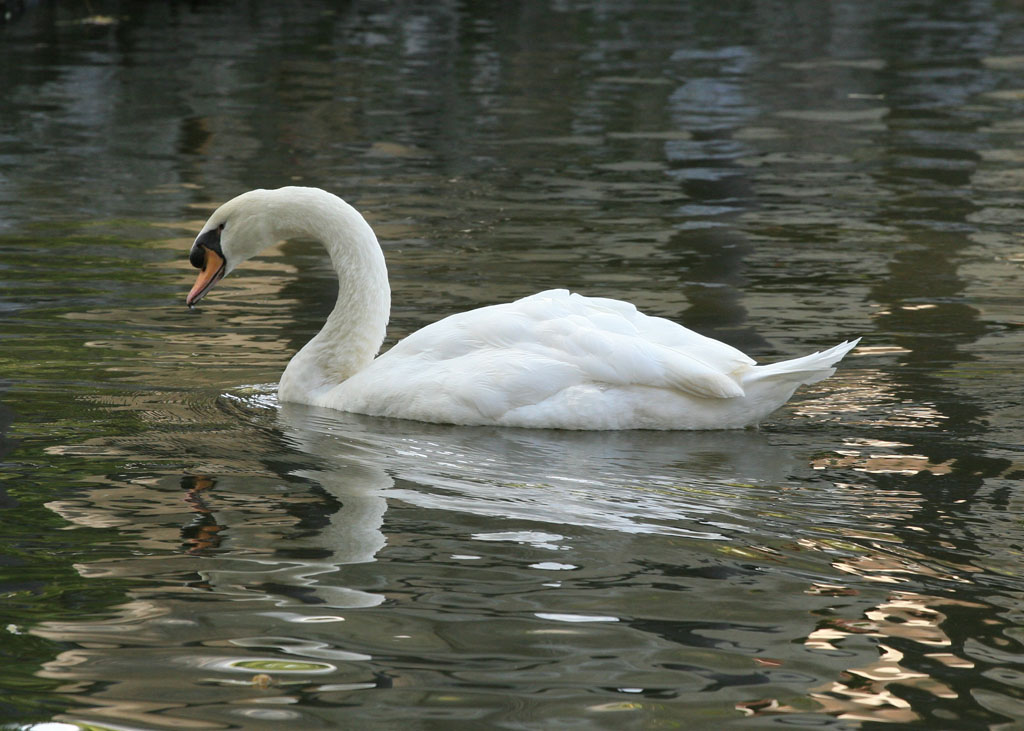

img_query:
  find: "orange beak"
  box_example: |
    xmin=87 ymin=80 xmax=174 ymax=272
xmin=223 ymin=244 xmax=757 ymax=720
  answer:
xmin=186 ymin=248 xmax=226 ymax=308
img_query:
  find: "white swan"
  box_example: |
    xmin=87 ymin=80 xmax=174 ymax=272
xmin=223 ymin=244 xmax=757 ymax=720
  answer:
xmin=186 ymin=187 xmax=858 ymax=430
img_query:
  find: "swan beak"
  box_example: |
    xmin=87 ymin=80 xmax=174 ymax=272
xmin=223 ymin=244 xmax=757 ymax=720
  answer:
xmin=186 ymin=248 xmax=226 ymax=308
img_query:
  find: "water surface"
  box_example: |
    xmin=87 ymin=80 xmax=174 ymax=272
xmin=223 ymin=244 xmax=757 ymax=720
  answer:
xmin=2 ymin=1 xmax=1024 ymax=728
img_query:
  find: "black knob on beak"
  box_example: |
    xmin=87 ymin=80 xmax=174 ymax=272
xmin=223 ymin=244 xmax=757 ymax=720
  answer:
xmin=189 ymin=243 xmax=207 ymax=269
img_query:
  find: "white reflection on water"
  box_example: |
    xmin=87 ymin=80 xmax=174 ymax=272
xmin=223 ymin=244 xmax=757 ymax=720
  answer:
xmin=276 ymin=397 xmax=804 ymax=541
xmin=43 ymin=386 xmax=803 ymax=595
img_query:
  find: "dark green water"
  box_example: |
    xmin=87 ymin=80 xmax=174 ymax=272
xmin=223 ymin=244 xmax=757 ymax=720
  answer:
xmin=2 ymin=1 xmax=1023 ymax=728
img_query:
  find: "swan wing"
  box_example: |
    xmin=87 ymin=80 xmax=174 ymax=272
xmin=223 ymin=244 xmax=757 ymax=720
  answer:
xmin=374 ymin=289 xmax=748 ymax=404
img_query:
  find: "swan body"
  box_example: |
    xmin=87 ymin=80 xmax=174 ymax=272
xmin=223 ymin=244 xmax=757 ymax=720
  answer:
xmin=187 ymin=187 xmax=858 ymax=430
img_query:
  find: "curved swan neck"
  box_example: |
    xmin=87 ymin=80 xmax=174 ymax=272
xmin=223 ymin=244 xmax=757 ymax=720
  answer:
xmin=276 ymin=188 xmax=390 ymax=402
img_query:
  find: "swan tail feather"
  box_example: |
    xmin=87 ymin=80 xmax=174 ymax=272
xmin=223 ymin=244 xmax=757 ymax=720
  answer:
xmin=744 ymin=338 xmax=860 ymax=388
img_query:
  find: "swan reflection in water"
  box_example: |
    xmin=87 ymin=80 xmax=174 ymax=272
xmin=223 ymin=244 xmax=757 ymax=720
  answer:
xmin=41 ymin=392 xmax=797 ymax=612
xmin=275 ymin=399 xmax=799 ymax=541
xmin=33 ymin=395 xmax=823 ymax=729
xmin=33 ymin=391 xmax=966 ymax=727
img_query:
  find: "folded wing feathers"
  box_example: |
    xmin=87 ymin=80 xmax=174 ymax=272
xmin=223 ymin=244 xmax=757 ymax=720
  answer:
xmin=394 ymin=290 xmax=751 ymax=402
xmin=554 ymin=311 xmax=746 ymax=400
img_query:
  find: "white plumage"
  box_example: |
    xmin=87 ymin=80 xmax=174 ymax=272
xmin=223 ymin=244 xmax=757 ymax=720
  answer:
xmin=186 ymin=187 xmax=858 ymax=430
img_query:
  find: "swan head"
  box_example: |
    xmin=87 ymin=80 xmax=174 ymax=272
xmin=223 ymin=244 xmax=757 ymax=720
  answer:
xmin=186 ymin=189 xmax=278 ymax=308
